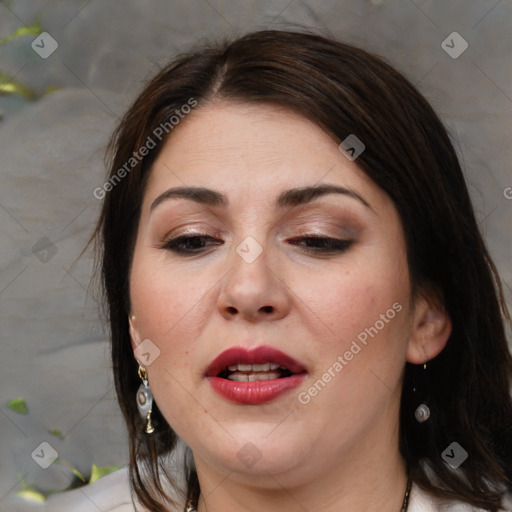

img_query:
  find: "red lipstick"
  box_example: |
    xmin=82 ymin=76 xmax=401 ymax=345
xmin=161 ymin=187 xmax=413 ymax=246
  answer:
xmin=205 ymin=345 xmax=307 ymax=405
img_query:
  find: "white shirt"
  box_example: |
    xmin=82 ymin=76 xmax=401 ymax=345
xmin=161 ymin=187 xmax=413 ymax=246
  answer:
xmin=43 ymin=466 xmax=512 ymax=512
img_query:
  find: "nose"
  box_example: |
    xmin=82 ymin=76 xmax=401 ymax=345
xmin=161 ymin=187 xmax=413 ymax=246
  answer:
xmin=217 ymin=243 xmax=291 ymax=323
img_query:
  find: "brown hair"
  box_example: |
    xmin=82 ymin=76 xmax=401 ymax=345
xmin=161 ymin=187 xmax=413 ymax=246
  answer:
xmin=92 ymin=29 xmax=512 ymax=511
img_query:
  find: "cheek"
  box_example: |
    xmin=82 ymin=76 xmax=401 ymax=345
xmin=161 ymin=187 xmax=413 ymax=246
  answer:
xmin=300 ymin=256 xmax=409 ymax=349
xmin=129 ymin=254 xmax=219 ymax=386
xmin=129 ymin=258 xmax=208 ymax=431
xmin=300 ymin=253 xmax=412 ymax=417
xmin=130 ymin=252 xmax=206 ymax=334
xmin=298 ymin=271 xmax=410 ymax=429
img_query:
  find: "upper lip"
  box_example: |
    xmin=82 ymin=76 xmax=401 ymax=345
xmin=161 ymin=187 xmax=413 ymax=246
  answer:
xmin=205 ymin=345 xmax=308 ymax=377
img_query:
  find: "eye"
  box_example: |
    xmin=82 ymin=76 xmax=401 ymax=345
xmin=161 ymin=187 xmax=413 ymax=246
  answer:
xmin=160 ymin=233 xmax=353 ymax=256
xmin=288 ymin=235 xmax=353 ymax=254
xmin=161 ymin=234 xmax=223 ymax=254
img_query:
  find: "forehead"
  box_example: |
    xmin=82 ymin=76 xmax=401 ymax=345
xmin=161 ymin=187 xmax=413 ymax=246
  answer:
xmin=156 ymin=102 xmax=336 ymax=168
xmin=142 ymin=101 xmax=389 ymax=215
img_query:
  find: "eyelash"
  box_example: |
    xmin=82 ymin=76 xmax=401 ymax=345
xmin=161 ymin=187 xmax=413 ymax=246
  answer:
xmin=160 ymin=233 xmax=353 ymax=255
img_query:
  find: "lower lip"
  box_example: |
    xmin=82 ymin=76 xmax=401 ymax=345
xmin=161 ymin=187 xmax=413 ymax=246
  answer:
xmin=207 ymin=374 xmax=307 ymax=405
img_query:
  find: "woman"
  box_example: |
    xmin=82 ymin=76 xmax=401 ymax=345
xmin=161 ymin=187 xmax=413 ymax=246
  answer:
xmin=88 ymin=30 xmax=512 ymax=511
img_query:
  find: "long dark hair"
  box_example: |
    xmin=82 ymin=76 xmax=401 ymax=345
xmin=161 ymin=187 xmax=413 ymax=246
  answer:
xmin=92 ymin=29 xmax=512 ymax=511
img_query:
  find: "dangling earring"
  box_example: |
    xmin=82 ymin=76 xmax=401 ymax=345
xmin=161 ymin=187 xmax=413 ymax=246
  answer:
xmin=137 ymin=365 xmax=155 ymax=434
xmin=413 ymin=362 xmax=430 ymax=423
xmin=415 ymin=402 xmax=430 ymax=423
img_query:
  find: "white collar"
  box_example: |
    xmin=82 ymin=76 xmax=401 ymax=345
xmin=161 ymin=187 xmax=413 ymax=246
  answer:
xmin=45 ymin=467 xmax=511 ymax=512
xmin=408 ymin=481 xmax=512 ymax=511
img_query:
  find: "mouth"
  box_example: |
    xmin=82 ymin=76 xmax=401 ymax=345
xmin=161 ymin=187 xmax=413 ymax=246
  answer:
xmin=205 ymin=345 xmax=308 ymax=405
xmin=205 ymin=345 xmax=307 ymax=379
xmin=217 ymin=362 xmax=294 ymax=382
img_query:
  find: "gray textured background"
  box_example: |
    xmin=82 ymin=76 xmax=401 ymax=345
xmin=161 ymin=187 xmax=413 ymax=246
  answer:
xmin=0 ymin=0 xmax=511 ymax=510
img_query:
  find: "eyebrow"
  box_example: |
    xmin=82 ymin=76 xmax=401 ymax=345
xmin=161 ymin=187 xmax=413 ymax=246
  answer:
xmin=150 ymin=184 xmax=373 ymax=213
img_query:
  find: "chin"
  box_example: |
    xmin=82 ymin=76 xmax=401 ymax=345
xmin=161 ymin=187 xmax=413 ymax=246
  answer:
xmin=196 ymin=427 xmax=311 ymax=477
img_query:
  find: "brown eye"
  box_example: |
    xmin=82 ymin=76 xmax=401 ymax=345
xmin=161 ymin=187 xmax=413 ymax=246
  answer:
xmin=161 ymin=234 xmax=223 ymax=254
xmin=288 ymin=236 xmax=353 ymax=253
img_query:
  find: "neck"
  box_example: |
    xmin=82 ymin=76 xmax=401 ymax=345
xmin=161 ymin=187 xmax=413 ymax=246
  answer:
xmin=193 ymin=406 xmax=408 ymax=512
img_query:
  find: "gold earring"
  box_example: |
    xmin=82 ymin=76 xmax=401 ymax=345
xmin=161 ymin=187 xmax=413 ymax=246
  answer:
xmin=137 ymin=365 xmax=154 ymax=434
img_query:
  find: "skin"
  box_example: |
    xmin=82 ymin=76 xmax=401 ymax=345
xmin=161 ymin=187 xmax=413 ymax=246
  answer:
xmin=128 ymin=102 xmax=451 ymax=512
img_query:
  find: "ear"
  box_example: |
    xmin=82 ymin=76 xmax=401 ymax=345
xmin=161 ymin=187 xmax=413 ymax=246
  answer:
xmin=128 ymin=315 xmax=140 ymax=352
xmin=406 ymin=293 xmax=452 ymax=364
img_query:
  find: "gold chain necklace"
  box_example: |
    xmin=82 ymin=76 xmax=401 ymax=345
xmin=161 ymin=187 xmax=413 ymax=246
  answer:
xmin=185 ymin=476 xmax=412 ymax=512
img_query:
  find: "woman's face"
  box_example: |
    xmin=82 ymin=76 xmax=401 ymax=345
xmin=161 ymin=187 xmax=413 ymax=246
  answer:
xmin=129 ymin=102 xmax=418 ymax=487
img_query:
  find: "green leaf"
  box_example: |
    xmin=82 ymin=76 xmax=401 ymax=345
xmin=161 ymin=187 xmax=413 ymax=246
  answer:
xmin=0 ymin=72 xmax=33 ymax=99
xmin=89 ymin=463 xmax=124 ymax=483
xmin=55 ymin=459 xmax=86 ymax=483
xmin=44 ymin=86 xmax=61 ymax=95
xmin=0 ymin=25 xmax=41 ymax=45
xmin=7 ymin=398 xmax=28 ymax=414
xmin=14 ymin=489 xmax=46 ymax=503
xmin=48 ymin=429 xmax=63 ymax=439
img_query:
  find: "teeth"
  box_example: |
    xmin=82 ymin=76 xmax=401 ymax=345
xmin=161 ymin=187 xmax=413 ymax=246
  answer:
xmin=253 ymin=363 xmax=270 ymax=371
xmin=226 ymin=363 xmax=285 ymax=372
xmin=228 ymin=371 xmax=282 ymax=382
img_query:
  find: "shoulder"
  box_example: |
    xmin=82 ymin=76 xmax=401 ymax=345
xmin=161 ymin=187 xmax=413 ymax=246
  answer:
xmin=499 ymin=492 xmax=512 ymax=512
xmin=409 ymin=483 xmax=512 ymax=512
xmin=45 ymin=469 xmax=512 ymax=512
xmin=45 ymin=466 xmax=188 ymax=512
xmin=46 ymin=467 xmax=135 ymax=512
